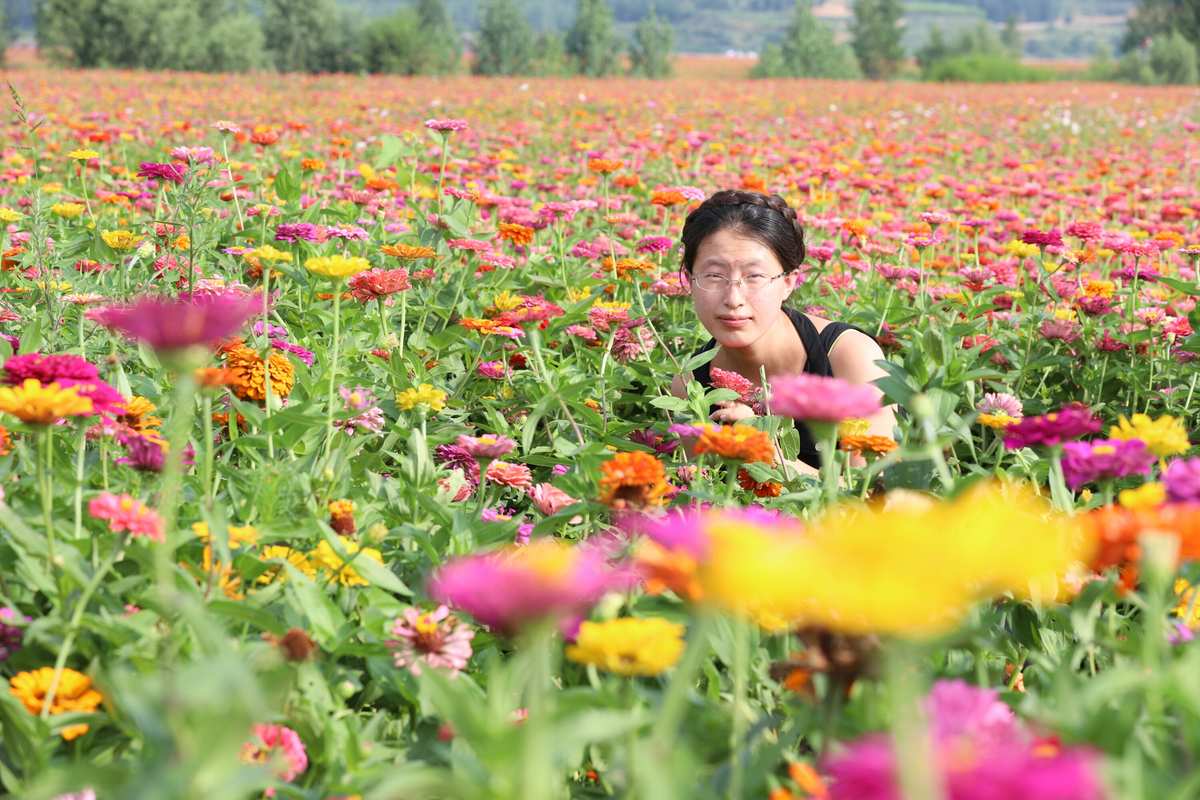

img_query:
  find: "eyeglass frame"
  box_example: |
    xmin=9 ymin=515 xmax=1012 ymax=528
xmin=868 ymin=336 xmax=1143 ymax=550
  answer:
xmin=690 ymin=271 xmax=788 ymax=293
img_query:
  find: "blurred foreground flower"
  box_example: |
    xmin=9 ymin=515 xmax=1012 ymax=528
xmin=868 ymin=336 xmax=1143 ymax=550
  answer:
xmin=91 ymin=292 xmax=258 ymax=352
xmin=241 ymin=723 xmax=308 ymax=796
xmin=565 ymin=617 xmax=685 ymax=676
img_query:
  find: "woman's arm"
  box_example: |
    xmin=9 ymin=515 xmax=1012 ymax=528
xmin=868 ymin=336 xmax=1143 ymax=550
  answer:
xmin=827 ymin=330 xmax=897 ymax=438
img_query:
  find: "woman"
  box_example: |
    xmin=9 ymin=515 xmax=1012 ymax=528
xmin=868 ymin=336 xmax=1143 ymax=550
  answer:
xmin=669 ymin=189 xmax=895 ymax=475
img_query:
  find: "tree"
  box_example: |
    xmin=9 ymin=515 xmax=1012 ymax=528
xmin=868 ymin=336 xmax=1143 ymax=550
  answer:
xmin=363 ymin=9 xmax=425 ymax=74
xmin=1001 ymin=15 xmax=1022 ymax=56
xmin=1148 ymin=29 xmax=1199 ymax=82
xmin=565 ymin=0 xmax=620 ymax=77
xmin=1122 ymin=0 xmax=1200 ymax=53
xmin=916 ymin=24 xmax=949 ymax=72
xmin=530 ymin=31 xmax=571 ymax=75
xmin=473 ymin=0 xmax=535 ymax=75
xmin=850 ymin=0 xmax=905 ymax=79
xmin=751 ymin=0 xmax=860 ymax=79
xmin=262 ymin=0 xmax=364 ymax=74
xmin=628 ymin=6 xmax=674 ymax=77
xmin=415 ymin=0 xmax=462 ymax=74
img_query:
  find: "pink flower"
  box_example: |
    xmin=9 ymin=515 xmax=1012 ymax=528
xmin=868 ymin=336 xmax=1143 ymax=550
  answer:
xmin=1021 ymin=228 xmax=1064 ymax=248
xmin=1061 ymin=439 xmax=1154 ymax=490
xmin=768 ymin=374 xmax=882 ymax=423
xmin=528 ymin=483 xmax=580 ymax=517
xmin=824 ymin=680 xmax=1105 ymax=800
xmin=1004 ymin=403 xmax=1102 ymax=449
xmin=386 ymin=605 xmax=474 ymax=676
xmin=485 ymin=460 xmax=532 ymax=490
xmin=87 ymin=492 xmax=164 ymax=542
xmin=457 ymin=434 xmax=517 ymax=460
xmin=428 ymin=540 xmax=628 ymax=635
xmin=977 ymin=392 xmax=1022 ymax=419
xmin=91 ymin=291 xmax=259 ymax=352
xmin=477 ymin=360 xmax=507 ymax=379
xmin=242 ymin=724 xmax=307 ymax=795
xmin=710 ymin=366 xmax=760 ymax=407
xmin=424 ymin=118 xmax=469 ymax=133
xmin=1165 ymin=457 xmax=1200 ymax=503
xmin=137 ymin=161 xmax=186 ymax=184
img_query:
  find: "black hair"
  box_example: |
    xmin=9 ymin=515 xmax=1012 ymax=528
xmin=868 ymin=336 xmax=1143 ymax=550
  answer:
xmin=679 ymin=189 xmax=806 ymax=274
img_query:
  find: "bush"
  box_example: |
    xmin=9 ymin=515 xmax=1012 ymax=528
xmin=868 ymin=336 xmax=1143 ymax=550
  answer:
xmin=925 ymin=53 xmax=1055 ymax=83
xmin=1109 ymin=31 xmax=1200 ymax=85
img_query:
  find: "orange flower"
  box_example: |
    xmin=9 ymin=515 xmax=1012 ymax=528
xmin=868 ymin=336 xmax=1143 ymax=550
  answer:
xmin=497 ymin=222 xmax=535 ymax=247
xmin=839 ymin=434 xmax=898 ymax=456
xmin=651 ymin=189 xmax=688 ymax=207
xmin=598 ymin=451 xmax=669 ymax=509
xmin=788 ymin=762 xmax=828 ymax=798
xmin=1083 ymin=503 xmax=1200 ymax=591
xmin=603 ymin=257 xmax=655 ymax=280
xmin=588 ymin=158 xmax=623 ymax=175
xmin=696 ymin=424 xmax=775 ymax=464
xmin=220 ymin=339 xmax=296 ymax=403
xmin=381 ymin=243 xmax=437 ymax=260
xmin=0 ymin=424 xmax=11 ymax=455
xmin=738 ymin=468 xmax=782 ymax=497
xmin=115 ymin=395 xmax=162 ymax=436
xmin=194 ymin=366 xmax=238 ymax=389
xmin=613 ymin=174 xmax=640 ymax=189
xmin=8 ymin=667 xmax=103 ymax=740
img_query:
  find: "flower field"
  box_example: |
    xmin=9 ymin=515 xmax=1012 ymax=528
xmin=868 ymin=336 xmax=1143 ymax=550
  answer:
xmin=0 ymin=62 xmax=1199 ymax=799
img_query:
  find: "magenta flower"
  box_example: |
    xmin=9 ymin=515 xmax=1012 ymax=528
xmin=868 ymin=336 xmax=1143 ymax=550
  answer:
xmin=274 ymin=222 xmax=321 ymax=243
xmin=768 ymin=373 xmax=882 ymax=423
xmin=241 ymin=724 xmax=307 ymax=795
xmin=428 ymin=540 xmax=627 ymax=635
xmin=824 ymin=680 xmax=1106 ymax=800
xmin=456 ymin=433 xmax=517 ymax=460
xmin=1165 ymin=457 xmax=1200 ymax=503
xmin=636 ymin=235 xmax=675 ymax=254
xmin=91 ymin=292 xmax=258 ymax=352
xmin=1021 ymin=228 xmax=1064 ymax=248
xmin=0 ymin=607 xmax=28 ymax=663
xmin=434 ymin=444 xmax=480 ymax=486
xmin=87 ymin=492 xmax=165 ymax=542
xmin=115 ymin=430 xmax=194 ymax=472
xmin=477 ymin=360 xmax=507 ymax=379
xmin=1061 ymin=439 xmax=1154 ymax=490
xmin=137 ymin=161 xmax=187 ymax=184
xmin=1066 ymin=221 xmax=1104 ymax=241
xmin=1004 ymin=403 xmax=1102 ymax=449
xmin=424 ymin=118 xmax=469 ymax=133
xmin=386 ymin=605 xmax=474 ymax=677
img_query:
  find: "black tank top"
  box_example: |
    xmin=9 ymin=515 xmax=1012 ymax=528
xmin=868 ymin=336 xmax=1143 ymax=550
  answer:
xmin=691 ymin=307 xmax=874 ymax=469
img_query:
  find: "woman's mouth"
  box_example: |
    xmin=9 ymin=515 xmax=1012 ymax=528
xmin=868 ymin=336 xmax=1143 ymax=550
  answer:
xmin=717 ymin=316 xmax=751 ymax=328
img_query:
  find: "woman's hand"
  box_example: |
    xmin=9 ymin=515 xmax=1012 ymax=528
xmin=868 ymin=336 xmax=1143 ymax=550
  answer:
xmin=710 ymin=401 xmax=756 ymax=425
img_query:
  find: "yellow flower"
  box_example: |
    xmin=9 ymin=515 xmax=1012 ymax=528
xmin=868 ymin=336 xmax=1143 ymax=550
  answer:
xmin=1109 ymin=414 xmax=1189 ymax=457
xmin=328 ymin=499 xmax=355 ymax=517
xmin=1119 ymin=481 xmax=1166 ymax=510
xmin=68 ymin=149 xmax=100 ymax=161
xmin=0 ymin=379 xmax=93 ymax=424
xmin=257 ymin=545 xmax=317 ymax=583
xmin=192 ymin=521 xmax=260 ymax=549
xmin=699 ymin=482 xmax=1090 ymax=637
xmin=492 ymin=290 xmax=524 ymax=312
xmin=1004 ymin=240 xmax=1040 ymax=259
xmin=978 ymin=412 xmax=1020 ymax=429
xmin=51 ymin=202 xmax=86 ymax=219
xmin=1173 ymin=579 xmax=1200 ymax=629
xmin=101 ymin=230 xmax=142 ymax=251
xmin=305 ymin=254 xmax=370 ymax=279
xmin=8 ymin=667 xmax=103 ymax=741
xmin=0 ymin=208 xmax=21 ymax=222
xmin=310 ymin=536 xmax=382 ymax=587
xmin=250 ymin=244 xmax=293 ymax=263
xmin=1083 ymin=279 xmax=1116 ymax=298
xmin=838 ymin=418 xmax=871 ymax=437
xmin=396 ymin=383 xmax=447 ymax=412
xmin=565 ymin=617 xmax=686 ymax=676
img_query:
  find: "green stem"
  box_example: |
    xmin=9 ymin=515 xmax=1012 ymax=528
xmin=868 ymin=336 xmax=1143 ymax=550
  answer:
xmin=651 ymin=612 xmax=714 ymax=749
xmin=72 ymin=426 xmax=86 ymax=544
xmin=323 ymin=286 xmax=343 ymax=459
xmin=41 ymin=536 xmax=127 ymax=720
xmin=262 ymin=265 xmax=274 ymax=460
xmin=519 ymin=623 xmax=558 ymax=800
xmin=729 ymin=617 xmax=749 ymax=800
xmin=154 ymin=364 xmax=200 ymax=610
xmin=814 ymin=422 xmax=840 ymax=508
xmin=38 ymin=427 xmax=63 ymax=606
xmin=885 ymin=643 xmax=943 ymax=800
xmin=203 ymin=394 xmax=214 ymax=510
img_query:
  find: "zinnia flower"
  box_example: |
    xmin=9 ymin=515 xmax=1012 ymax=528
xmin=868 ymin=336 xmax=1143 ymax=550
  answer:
xmin=387 ymin=605 xmax=475 ymax=676
xmin=396 ymin=383 xmax=447 ymax=412
xmin=221 ymin=339 xmax=296 ymax=403
xmin=695 ymin=423 xmax=775 ymax=464
xmin=457 ymin=433 xmax=517 ymax=460
xmin=424 ymin=118 xmax=468 ymax=133
xmin=8 ymin=667 xmax=103 ymax=740
xmin=91 ymin=292 xmax=258 ymax=352
xmin=241 ymin=723 xmax=308 ymax=795
xmin=1165 ymin=458 xmax=1200 ymax=504
xmin=823 ymin=679 xmax=1105 ymax=800
xmin=137 ymin=161 xmax=186 ymax=184
xmin=428 ymin=539 xmax=627 ymax=635
xmin=305 ymin=254 xmax=370 ymax=280
xmin=274 ymin=222 xmax=321 ymax=243
xmin=565 ymin=617 xmax=685 ymax=676
xmin=348 ymin=268 xmax=410 ymax=301
xmin=0 ymin=607 xmax=28 ymax=663
xmin=769 ymin=374 xmax=881 ymax=423
xmin=310 ymin=536 xmax=383 ymax=587
xmin=0 ymin=379 xmax=94 ymax=424
xmin=485 ymin=460 xmax=533 ymax=491
xmin=598 ymin=451 xmax=669 ymax=509
xmin=87 ymin=492 xmax=164 ymax=542
xmin=1061 ymin=439 xmax=1154 ymax=490
xmin=1004 ymin=403 xmax=1102 ymax=449
xmin=1108 ymin=413 xmax=1189 ymax=457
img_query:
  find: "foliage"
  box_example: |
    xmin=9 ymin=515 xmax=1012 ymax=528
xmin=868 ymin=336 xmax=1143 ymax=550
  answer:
xmin=750 ymin=0 xmax=861 ymax=79
xmin=565 ymin=0 xmax=622 ymax=77
xmin=925 ymin=52 xmax=1057 ymax=81
xmin=850 ymin=0 xmax=905 ymax=79
xmin=472 ymin=0 xmax=536 ymax=75
xmin=628 ymin=7 xmax=674 ymax=77
xmin=1106 ymin=29 xmax=1200 ymax=83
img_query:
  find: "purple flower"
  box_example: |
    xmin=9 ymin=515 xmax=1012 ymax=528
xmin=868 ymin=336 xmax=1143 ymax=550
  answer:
xmin=270 ymin=339 xmax=314 ymax=367
xmin=115 ymin=430 xmax=194 ymax=472
xmin=1004 ymin=403 xmax=1102 ymax=449
xmin=1021 ymin=228 xmax=1064 ymax=248
xmin=91 ymin=292 xmax=258 ymax=352
xmin=434 ymin=444 xmax=480 ymax=486
xmin=1061 ymin=439 xmax=1155 ymax=490
xmin=0 ymin=607 xmax=28 ymax=662
xmin=1165 ymin=458 xmax=1200 ymax=504
xmin=274 ymin=222 xmax=321 ymax=243
xmin=137 ymin=162 xmax=187 ymax=184
xmin=636 ymin=235 xmax=675 ymax=254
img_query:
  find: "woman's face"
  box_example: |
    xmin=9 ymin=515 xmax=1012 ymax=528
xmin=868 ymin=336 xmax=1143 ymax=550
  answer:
xmin=689 ymin=227 xmax=797 ymax=350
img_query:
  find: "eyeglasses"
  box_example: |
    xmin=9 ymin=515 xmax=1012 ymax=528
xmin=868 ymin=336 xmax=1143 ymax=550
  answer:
xmin=692 ymin=272 xmax=786 ymax=293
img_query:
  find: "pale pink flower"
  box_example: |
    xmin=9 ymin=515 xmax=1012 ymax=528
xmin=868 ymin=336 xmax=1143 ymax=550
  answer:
xmin=387 ymin=605 xmax=474 ymax=676
xmin=528 ymin=483 xmax=580 ymax=517
xmin=457 ymin=434 xmax=517 ymax=460
xmin=241 ymin=724 xmax=307 ymax=796
xmin=485 ymin=460 xmax=533 ymax=490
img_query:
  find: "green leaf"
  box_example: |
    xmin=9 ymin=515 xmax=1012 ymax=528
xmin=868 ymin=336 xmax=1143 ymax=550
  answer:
xmin=284 ymin=567 xmax=345 ymax=644
xmin=374 ymin=134 xmax=406 ymax=169
xmin=648 ymin=394 xmax=689 ymax=412
xmin=273 ymin=163 xmax=300 ymax=205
